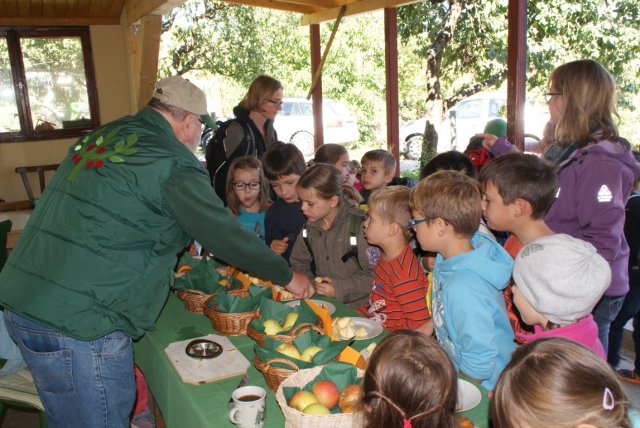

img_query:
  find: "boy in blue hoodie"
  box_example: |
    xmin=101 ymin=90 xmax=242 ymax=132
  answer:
xmin=409 ymin=170 xmax=515 ymax=390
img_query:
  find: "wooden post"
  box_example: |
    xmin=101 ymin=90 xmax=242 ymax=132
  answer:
xmin=384 ymin=7 xmax=400 ymax=176
xmin=507 ymin=0 xmax=527 ymax=150
xmin=310 ymin=24 xmax=324 ymax=151
xmin=307 ymin=6 xmax=346 ymax=99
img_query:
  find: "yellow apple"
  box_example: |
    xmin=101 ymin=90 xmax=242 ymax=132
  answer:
xmin=282 ymin=312 xmax=299 ymax=330
xmin=303 ymin=403 xmax=331 ymax=415
xmin=300 ymin=345 xmax=323 ymax=362
xmin=262 ymin=319 xmax=284 ymax=335
xmin=276 ymin=343 xmax=301 ymax=360
xmin=289 ymin=390 xmax=318 ymax=412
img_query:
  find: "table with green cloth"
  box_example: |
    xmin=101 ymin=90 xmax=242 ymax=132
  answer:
xmin=134 ymin=293 xmax=490 ymax=427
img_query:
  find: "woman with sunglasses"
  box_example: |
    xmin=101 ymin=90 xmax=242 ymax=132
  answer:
xmin=206 ymin=74 xmax=283 ymax=201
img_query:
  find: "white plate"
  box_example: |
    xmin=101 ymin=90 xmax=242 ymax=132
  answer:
xmin=285 ymin=299 xmax=336 ymax=315
xmin=457 ymin=379 xmax=481 ymax=412
xmin=334 ymin=318 xmax=384 ymax=341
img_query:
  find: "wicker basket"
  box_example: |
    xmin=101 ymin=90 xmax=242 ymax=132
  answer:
xmin=247 ymin=318 xmax=324 ymax=347
xmin=253 ymin=355 xmax=300 ymax=392
xmin=275 ymin=366 xmax=364 ymax=428
xmin=202 ymin=291 xmax=256 ymax=336
xmin=176 ymin=289 xmax=212 ymax=314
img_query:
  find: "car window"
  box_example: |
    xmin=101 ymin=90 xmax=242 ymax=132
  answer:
xmin=455 ymin=99 xmax=483 ymax=119
xmin=489 ymin=99 xmax=506 ymax=117
xmin=299 ymin=102 xmax=313 ymax=116
xmin=280 ymin=101 xmax=294 ymax=116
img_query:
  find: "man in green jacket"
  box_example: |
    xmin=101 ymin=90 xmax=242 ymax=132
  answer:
xmin=0 ymin=76 xmax=312 ymax=427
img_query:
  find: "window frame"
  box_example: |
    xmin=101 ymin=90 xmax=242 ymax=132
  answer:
xmin=0 ymin=26 xmax=100 ymax=143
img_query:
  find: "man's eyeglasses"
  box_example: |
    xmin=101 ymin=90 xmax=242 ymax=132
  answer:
xmin=544 ymin=92 xmax=563 ymax=103
xmin=233 ymin=182 xmax=261 ymax=191
xmin=265 ymin=99 xmax=283 ymax=106
xmin=407 ymin=218 xmax=435 ymax=230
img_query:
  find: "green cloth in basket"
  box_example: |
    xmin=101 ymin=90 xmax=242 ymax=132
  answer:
xmin=172 ymin=255 xmax=223 ymax=294
xmin=206 ymin=285 xmax=271 ymax=313
xmin=255 ymin=330 xmax=349 ymax=370
xmin=249 ymin=299 xmax=319 ymax=334
xmin=283 ymin=362 xmax=360 ymax=413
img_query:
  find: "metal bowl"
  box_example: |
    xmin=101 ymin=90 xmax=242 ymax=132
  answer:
xmin=185 ymin=339 xmax=223 ymax=359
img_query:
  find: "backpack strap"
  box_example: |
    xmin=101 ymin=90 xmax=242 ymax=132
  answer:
xmin=340 ymin=213 xmax=363 ymax=270
xmin=301 ymin=225 xmax=316 ymax=276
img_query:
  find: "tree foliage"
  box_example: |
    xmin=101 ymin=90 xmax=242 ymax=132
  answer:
xmin=160 ymin=0 xmax=640 ymax=161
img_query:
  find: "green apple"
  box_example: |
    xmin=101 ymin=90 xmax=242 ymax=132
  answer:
xmin=288 ymin=390 xmax=318 ymax=412
xmin=262 ymin=319 xmax=284 ymax=335
xmin=282 ymin=312 xmax=299 ymax=330
xmin=276 ymin=343 xmax=301 ymax=360
xmin=300 ymin=345 xmax=323 ymax=362
xmin=303 ymin=403 xmax=331 ymax=415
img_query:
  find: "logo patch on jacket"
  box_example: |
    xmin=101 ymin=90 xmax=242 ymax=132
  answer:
xmin=597 ymin=185 xmax=612 ymax=202
xmin=366 ymin=246 xmax=381 ymax=265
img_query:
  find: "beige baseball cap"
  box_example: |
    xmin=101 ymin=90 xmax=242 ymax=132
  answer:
xmin=151 ymin=76 xmax=216 ymax=129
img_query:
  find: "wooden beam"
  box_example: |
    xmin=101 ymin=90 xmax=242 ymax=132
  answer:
xmin=310 ymin=24 xmax=324 ymax=151
xmin=384 ymin=7 xmax=400 ymax=175
xmin=301 ymin=0 xmax=422 ymax=25
xmin=0 ymin=16 xmax=120 ymax=25
xmin=221 ymin=0 xmax=316 ymax=14
xmin=307 ymin=5 xmax=346 ymax=99
xmin=138 ymin=15 xmax=162 ymax=109
xmin=507 ymin=0 xmax=526 ymax=150
xmin=278 ymin=0 xmax=340 ymax=7
xmin=125 ymin=0 xmax=186 ymax=26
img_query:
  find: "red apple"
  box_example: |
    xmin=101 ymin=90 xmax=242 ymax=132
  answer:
xmin=312 ymin=380 xmax=340 ymax=409
xmin=289 ymin=390 xmax=318 ymax=412
xmin=338 ymin=384 xmax=363 ymax=413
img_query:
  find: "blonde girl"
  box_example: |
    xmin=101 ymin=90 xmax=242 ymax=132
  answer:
xmin=492 ymin=338 xmax=640 ymax=428
xmin=225 ymin=156 xmax=270 ymax=240
xmin=311 ymin=143 xmax=350 ymax=184
xmin=363 ymin=330 xmax=458 ymax=428
xmin=289 ymin=163 xmax=374 ymax=308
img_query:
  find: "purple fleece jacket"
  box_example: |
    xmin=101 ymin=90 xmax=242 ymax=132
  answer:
xmin=545 ymin=139 xmax=640 ymax=296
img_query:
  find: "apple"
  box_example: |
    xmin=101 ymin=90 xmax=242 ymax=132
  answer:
xmin=339 ymin=384 xmax=363 ymax=413
xmin=303 ymin=403 xmax=331 ymax=415
xmin=262 ymin=319 xmax=284 ymax=335
xmin=276 ymin=343 xmax=301 ymax=360
xmin=282 ymin=312 xmax=299 ymax=330
xmin=300 ymin=345 xmax=323 ymax=363
xmin=289 ymin=390 xmax=318 ymax=412
xmin=312 ymin=380 xmax=339 ymax=409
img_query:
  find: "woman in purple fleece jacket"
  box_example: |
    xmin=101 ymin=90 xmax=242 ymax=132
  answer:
xmin=483 ymin=59 xmax=640 ymax=353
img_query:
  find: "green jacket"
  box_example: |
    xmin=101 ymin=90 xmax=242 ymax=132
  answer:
xmin=0 ymin=108 xmax=291 ymax=340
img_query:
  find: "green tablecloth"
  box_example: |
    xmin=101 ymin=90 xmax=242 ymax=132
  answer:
xmin=134 ymin=293 xmax=490 ymax=427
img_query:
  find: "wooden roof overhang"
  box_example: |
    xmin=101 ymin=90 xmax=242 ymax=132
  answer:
xmin=0 ymin=0 xmax=529 ymax=154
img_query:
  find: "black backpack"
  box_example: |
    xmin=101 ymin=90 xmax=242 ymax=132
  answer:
xmin=205 ymin=119 xmax=256 ymax=202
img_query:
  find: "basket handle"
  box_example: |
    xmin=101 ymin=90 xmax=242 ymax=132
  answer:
xmin=287 ymin=323 xmax=314 ymax=336
xmin=183 ymin=289 xmax=208 ymax=297
xmin=264 ymin=357 xmax=300 ymax=371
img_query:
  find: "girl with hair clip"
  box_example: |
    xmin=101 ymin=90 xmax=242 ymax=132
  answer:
xmin=492 ymin=338 xmax=640 ymax=428
xmin=310 ymin=143 xmax=350 ymax=184
xmin=483 ymin=60 xmax=640 ymax=353
xmin=289 ymin=163 xmax=376 ymax=308
xmin=363 ymin=331 xmax=459 ymax=428
xmin=225 ymin=156 xmax=270 ymax=241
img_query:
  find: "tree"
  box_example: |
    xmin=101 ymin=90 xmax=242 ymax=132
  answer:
xmin=398 ymin=0 xmax=640 ymax=166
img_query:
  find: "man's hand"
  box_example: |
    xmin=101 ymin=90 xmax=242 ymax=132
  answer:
xmin=270 ymin=237 xmax=289 ymax=256
xmin=284 ymin=271 xmax=314 ymax=299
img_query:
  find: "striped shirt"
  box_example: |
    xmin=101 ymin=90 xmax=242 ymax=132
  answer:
xmin=357 ymin=244 xmax=430 ymax=331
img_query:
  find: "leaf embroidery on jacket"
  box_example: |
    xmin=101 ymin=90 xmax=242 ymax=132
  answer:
xmin=67 ymin=128 xmax=138 ymax=182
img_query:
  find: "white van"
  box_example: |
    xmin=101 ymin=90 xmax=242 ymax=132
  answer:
xmin=274 ymin=97 xmax=360 ymax=156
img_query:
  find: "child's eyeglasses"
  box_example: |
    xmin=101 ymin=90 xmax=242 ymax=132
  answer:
xmin=407 ymin=218 xmax=435 ymax=230
xmin=233 ymin=182 xmax=261 ymax=191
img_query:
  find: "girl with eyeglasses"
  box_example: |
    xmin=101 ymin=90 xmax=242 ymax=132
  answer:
xmin=225 ymin=156 xmax=270 ymax=241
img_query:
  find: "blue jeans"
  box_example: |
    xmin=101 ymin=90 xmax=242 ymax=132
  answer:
xmin=593 ymin=294 xmax=626 ymax=356
xmin=4 ymin=310 xmax=135 ymax=428
xmin=608 ymin=268 xmax=640 ymax=369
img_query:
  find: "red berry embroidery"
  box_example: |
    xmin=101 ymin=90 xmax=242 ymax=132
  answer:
xmin=97 ymin=146 xmax=106 ymax=154
xmin=86 ymin=160 xmax=95 ymax=168
xmin=86 ymin=143 xmax=95 ymax=151
xmin=72 ymin=154 xmax=80 ymax=164
xmin=95 ymin=160 xmax=104 ymax=168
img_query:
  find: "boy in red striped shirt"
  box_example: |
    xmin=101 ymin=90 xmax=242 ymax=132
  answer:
xmin=357 ymin=186 xmax=432 ymax=333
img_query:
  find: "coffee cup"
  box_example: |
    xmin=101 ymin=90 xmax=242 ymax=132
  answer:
xmin=228 ymin=385 xmax=266 ymax=428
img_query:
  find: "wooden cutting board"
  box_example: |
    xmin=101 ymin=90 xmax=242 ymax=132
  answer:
xmin=164 ymin=334 xmax=250 ymax=384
